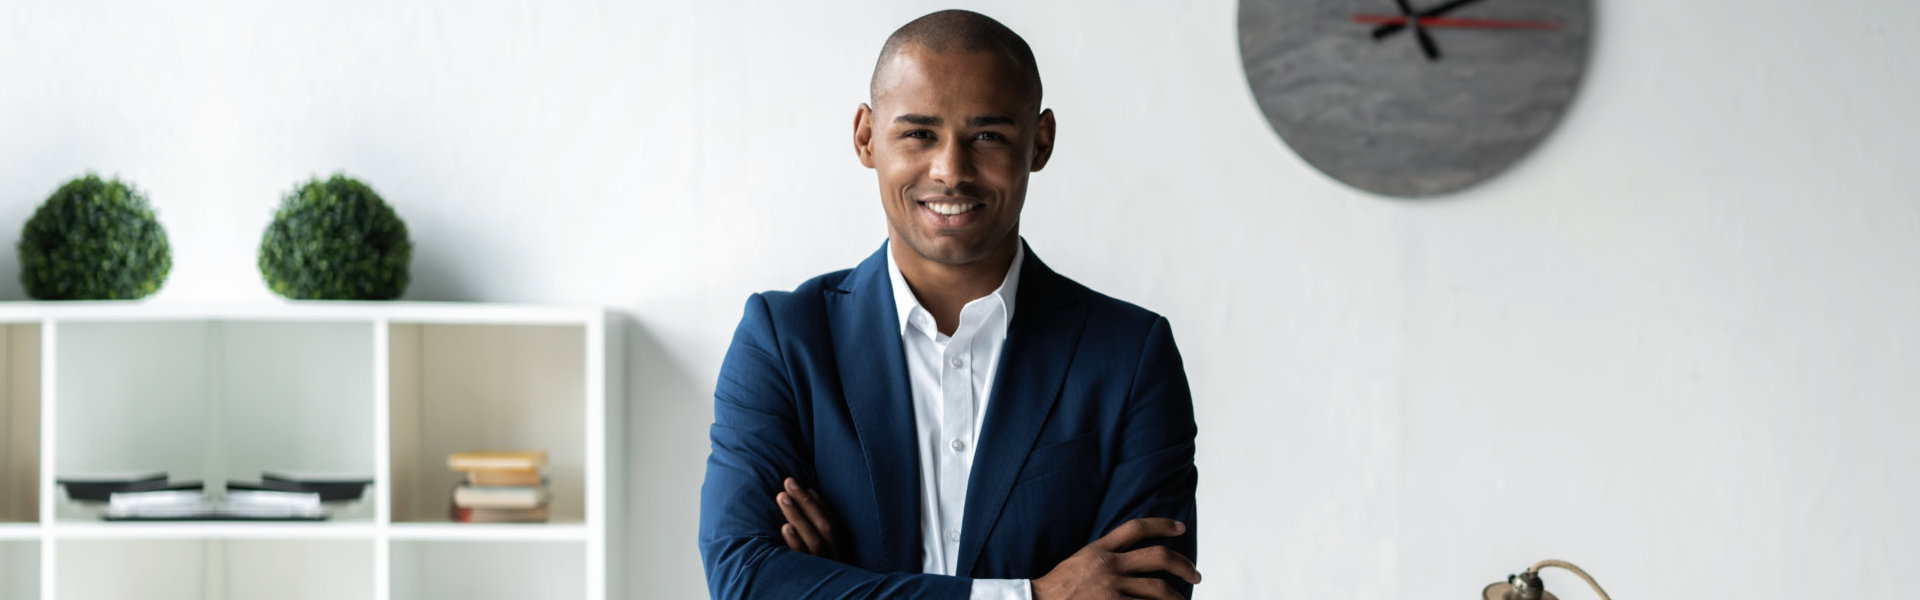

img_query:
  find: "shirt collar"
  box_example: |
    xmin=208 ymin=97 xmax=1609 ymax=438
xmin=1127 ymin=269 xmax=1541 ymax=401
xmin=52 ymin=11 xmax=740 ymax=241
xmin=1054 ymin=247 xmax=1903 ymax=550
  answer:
xmin=886 ymin=240 xmax=1023 ymax=338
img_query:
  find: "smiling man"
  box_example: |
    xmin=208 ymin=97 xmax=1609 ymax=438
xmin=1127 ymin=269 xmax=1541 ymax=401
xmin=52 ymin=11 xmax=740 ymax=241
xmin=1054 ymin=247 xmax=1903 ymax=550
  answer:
xmin=699 ymin=10 xmax=1200 ymax=600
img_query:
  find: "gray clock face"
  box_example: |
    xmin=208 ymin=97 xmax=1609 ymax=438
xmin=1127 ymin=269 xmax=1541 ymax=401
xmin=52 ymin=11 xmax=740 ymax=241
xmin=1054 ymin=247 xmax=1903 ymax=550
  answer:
xmin=1239 ymin=0 xmax=1592 ymax=197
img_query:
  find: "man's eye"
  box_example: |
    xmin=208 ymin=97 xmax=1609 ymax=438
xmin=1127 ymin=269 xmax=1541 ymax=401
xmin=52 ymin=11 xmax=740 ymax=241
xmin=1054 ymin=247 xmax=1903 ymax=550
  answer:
xmin=903 ymin=130 xmax=933 ymax=140
xmin=974 ymin=132 xmax=1006 ymax=142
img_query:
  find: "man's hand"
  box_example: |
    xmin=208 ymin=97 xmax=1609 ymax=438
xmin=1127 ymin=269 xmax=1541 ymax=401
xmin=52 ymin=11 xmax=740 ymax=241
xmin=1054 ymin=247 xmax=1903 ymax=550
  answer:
xmin=776 ymin=477 xmax=844 ymax=562
xmin=1031 ymin=518 xmax=1201 ymax=600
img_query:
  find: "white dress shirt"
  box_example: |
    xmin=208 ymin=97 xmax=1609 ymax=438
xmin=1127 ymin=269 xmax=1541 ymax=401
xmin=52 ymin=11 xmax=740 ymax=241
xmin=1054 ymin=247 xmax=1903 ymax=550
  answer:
xmin=886 ymin=243 xmax=1033 ymax=600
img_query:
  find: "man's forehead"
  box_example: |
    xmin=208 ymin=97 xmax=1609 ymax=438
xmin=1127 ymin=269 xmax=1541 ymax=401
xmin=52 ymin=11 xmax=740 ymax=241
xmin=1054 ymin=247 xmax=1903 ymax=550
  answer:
xmin=871 ymin=46 xmax=1029 ymax=117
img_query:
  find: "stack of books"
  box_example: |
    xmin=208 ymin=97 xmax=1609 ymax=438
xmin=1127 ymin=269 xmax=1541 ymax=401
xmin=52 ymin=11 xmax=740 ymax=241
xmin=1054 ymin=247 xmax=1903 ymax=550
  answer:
xmin=448 ymin=450 xmax=551 ymax=523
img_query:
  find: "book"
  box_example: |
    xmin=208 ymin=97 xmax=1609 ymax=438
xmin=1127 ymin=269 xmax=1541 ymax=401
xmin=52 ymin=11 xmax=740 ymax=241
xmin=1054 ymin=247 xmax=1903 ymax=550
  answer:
xmin=104 ymin=502 xmax=325 ymax=521
xmin=452 ymin=485 xmax=550 ymax=509
xmin=258 ymin=472 xmax=373 ymax=502
xmin=225 ymin=490 xmax=323 ymax=511
xmin=103 ymin=489 xmax=325 ymax=521
xmin=467 ymin=469 xmax=544 ymax=487
xmin=450 ymin=504 xmax=551 ymax=523
xmin=108 ymin=489 xmax=208 ymax=510
xmin=57 ymin=472 xmax=177 ymax=502
xmin=448 ymin=450 xmax=548 ymax=471
xmin=56 ymin=471 xmax=166 ymax=486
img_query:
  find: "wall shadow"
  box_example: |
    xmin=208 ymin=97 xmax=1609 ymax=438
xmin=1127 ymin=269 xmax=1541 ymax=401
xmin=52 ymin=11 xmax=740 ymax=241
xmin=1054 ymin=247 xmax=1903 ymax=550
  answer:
xmin=615 ymin=311 xmax=717 ymax=598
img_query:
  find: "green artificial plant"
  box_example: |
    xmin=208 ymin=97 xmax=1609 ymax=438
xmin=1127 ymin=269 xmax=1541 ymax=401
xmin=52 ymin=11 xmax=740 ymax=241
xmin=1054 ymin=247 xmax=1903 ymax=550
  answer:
xmin=17 ymin=174 xmax=172 ymax=300
xmin=258 ymin=173 xmax=413 ymax=300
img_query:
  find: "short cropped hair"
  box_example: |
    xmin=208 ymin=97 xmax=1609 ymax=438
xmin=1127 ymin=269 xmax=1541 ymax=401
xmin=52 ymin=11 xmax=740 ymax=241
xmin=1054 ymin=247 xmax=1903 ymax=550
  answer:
xmin=870 ymin=10 xmax=1043 ymax=113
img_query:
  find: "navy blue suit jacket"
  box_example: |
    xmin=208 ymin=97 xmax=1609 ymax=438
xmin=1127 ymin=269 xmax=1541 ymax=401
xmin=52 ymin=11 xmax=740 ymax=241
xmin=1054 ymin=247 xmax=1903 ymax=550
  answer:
xmin=699 ymin=242 xmax=1198 ymax=599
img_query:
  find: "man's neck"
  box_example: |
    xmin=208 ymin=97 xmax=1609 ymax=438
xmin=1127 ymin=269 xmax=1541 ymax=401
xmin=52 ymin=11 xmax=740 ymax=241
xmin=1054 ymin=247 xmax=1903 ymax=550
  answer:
xmin=890 ymin=236 xmax=1019 ymax=336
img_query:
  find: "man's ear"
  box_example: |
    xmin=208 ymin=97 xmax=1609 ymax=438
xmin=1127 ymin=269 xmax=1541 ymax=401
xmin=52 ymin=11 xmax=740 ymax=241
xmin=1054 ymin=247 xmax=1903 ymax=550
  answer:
xmin=1030 ymin=108 xmax=1056 ymax=172
xmin=854 ymin=103 xmax=877 ymax=169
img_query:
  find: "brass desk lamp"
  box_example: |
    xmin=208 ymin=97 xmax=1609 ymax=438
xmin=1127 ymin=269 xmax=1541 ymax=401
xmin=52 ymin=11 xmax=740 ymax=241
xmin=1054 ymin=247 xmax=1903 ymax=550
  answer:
xmin=1482 ymin=559 xmax=1611 ymax=600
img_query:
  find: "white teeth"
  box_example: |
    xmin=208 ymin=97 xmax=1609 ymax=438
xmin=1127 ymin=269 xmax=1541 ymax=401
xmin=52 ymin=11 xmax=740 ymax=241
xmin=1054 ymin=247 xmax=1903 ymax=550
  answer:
xmin=926 ymin=202 xmax=978 ymax=216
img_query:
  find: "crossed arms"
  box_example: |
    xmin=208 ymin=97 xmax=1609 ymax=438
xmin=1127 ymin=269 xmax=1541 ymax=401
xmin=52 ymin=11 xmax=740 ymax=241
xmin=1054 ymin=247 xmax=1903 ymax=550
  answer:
xmin=699 ymin=294 xmax=1201 ymax=599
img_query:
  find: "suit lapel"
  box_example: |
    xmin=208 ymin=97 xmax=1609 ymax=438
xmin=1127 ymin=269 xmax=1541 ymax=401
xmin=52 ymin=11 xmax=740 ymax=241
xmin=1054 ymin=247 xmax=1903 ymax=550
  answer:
xmin=955 ymin=246 xmax=1088 ymax=576
xmin=828 ymin=244 xmax=923 ymax=573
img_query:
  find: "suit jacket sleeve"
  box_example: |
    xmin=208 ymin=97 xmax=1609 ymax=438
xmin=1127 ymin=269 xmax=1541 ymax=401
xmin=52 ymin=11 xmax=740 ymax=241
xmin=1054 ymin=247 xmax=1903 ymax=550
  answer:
xmin=699 ymin=294 xmax=972 ymax=599
xmin=1089 ymin=316 xmax=1200 ymax=597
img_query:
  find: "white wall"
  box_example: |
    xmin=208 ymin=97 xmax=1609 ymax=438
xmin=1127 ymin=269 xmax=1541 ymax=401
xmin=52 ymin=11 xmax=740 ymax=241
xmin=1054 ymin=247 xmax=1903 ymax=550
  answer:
xmin=3 ymin=0 xmax=1917 ymax=598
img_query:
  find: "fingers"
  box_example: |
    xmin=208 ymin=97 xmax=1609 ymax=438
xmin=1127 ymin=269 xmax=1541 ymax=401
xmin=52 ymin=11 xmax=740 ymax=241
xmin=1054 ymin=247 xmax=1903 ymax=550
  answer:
xmin=778 ymin=491 xmax=822 ymax=554
xmin=778 ymin=479 xmax=823 ymax=555
xmin=1095 ymin=517 xmax=1187 ymax=551
xmin=1117 ymin=576 xmax=1184 ymax=600
xmin=1115 ymin=545 xmax=1202 ymax=585
xmin=781 ymin=523 xmax=806 ymax=553
xmin=788 ymin=480 xmax=837 ymax=554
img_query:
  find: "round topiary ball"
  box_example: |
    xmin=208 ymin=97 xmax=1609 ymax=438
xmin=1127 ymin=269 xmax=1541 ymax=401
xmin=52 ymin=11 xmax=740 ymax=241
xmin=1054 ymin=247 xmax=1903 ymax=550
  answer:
xmin=258 ymin=174 xmax=413 ymax=300
xmin=17 ymin=174 xmax=173 ymax=300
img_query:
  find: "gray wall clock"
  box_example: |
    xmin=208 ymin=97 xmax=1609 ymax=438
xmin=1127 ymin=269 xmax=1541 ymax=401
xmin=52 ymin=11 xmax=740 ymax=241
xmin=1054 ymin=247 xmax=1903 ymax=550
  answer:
xmin=1238 ymin=0 xmax=1593 ymax=197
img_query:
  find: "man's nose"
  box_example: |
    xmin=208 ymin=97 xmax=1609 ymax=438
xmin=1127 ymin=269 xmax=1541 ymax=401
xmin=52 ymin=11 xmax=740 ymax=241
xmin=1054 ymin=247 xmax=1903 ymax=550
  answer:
xmin=928 ymin=139 xmax=973 ymax=186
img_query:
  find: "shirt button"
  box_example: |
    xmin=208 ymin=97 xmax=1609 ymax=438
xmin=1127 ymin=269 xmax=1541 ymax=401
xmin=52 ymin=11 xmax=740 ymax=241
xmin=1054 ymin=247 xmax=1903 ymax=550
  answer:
xmin=950 ymin=357 xmax=964 ymax=369
xmin=950 ymin=438 xmax=967 ymax=452
xmin=947 ymin=529 xmax=960 ymax=543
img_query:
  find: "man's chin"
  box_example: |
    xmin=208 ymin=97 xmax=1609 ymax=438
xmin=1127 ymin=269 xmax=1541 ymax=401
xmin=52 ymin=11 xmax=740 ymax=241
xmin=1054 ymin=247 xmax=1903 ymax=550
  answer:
xmin=902 ymin=235 xmax=1000 ymax=267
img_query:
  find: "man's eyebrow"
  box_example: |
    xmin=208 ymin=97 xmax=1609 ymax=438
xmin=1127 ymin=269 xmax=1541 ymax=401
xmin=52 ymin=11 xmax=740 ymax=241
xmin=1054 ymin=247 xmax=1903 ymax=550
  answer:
xmin=890 ymin=114 xmax=1018 ymax=127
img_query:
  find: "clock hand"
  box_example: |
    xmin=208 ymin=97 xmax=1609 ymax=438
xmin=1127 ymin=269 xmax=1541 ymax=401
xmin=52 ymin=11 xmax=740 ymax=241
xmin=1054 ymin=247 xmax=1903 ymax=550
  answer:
xmin=1415 ymin=25 xmax=1440 ymax=60
xmin=1372 ymin=0 xmax=1492 ymax=39
xmin=1389 ymin=0 xmax=1443 ymax=60
xmin=1390 ymin=0 xmax=1418 ymax=19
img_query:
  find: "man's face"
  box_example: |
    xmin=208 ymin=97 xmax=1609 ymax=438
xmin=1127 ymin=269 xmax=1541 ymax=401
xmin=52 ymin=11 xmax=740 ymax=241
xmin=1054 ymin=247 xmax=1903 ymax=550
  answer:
xmin=856 ymin=45 xmax=1054 ymax=267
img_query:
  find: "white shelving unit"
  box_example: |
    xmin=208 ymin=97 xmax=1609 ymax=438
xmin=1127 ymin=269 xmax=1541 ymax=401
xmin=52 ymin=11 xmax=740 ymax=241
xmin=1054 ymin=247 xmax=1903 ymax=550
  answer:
xmin=0 ymin=301 xmax=623 ymax=600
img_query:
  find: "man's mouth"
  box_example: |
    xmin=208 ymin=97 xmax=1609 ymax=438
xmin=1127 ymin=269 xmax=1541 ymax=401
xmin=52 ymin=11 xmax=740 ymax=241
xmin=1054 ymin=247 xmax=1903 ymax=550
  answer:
xmin=921 ymin=200 xmax=981 ymax=215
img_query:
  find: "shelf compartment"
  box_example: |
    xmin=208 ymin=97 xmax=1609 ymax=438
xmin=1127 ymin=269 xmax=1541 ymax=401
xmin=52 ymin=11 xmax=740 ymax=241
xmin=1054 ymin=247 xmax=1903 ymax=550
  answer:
xmin=55 ymin=539 xmax=373 ymax=600
xmin=390 ymin=540 xmax=582 ymax=599
xmin=388 ymin=323 xmax=587 ymax=524
xmin=52 ymin=320 xmax=377 ymax=525
xmin=1 ymin=323 xmax=39 ymax=524
xmin=1 ymin=540 xmax=35 ymax=600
